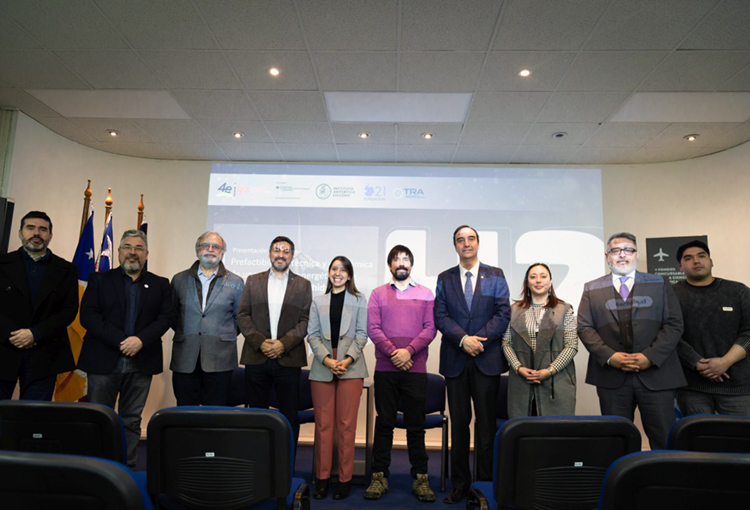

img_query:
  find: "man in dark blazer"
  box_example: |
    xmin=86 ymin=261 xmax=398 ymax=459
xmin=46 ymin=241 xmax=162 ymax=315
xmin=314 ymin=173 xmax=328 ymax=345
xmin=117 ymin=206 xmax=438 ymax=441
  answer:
xmin=238 ymin=235 xmax=312 ymax=447
xmin=0 ymin=211 xmax=78 ymax=400
xmin=578 ymin=232 xmax=685 ymax=450
xmin=434 ymin=225 xmax=510 ymax=504
xmin=170 ymin=231 xmax=244 ymax=405
xmin=79 ymin=229 xmax=172 ymax=468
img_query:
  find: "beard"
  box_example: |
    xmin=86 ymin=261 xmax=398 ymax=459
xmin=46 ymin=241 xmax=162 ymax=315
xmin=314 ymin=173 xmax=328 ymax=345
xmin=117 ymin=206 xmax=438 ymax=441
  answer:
xmin=608 ymin=259 xmax=637 ymax=276
xmin=122 ymin=259 xmax=142 ymax=273
xmin=199 ymin=253 xmax=221 ymax=269
xmin=22 ymin=236 xmax=47 ymax=253
xmin=392 ymin=267 xmax=410 ymax=281
xmin=273 ymin=257 xmax=289 ymax=272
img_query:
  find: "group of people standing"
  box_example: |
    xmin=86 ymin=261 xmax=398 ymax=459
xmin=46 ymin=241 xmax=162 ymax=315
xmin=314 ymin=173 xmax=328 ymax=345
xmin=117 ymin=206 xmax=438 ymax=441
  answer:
xmin=1 ymin=212 xmax=748 ymax=505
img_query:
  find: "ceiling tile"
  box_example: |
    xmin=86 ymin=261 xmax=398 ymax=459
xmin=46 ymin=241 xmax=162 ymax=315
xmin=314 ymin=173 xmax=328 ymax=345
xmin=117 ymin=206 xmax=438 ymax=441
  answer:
xmin=629 ymin=145 xmax=705 ymax=163
xmin=460 ymin=123 xmax=532 ymax=145
xmin=198 ymin=120 xmax=271 ymax=143
xmin=33 ymin=117 xmax=97 ymax=145
xmin=298 ymin=0 xmax=398 ymax=51
xmin=452 ymin=145 xmax=517 ymax=164
xmin=132 ymin=119 xmax=213 ymax=143
xmin=511 ymin=145 xmax=580 ymax=164
xmin=719 ymin=63 xmax=750 ymax=91
xmin=0 ymin=13 xmax=40 ymax=49
xmin=172 ymin=90 xmax=258 ymax=121
xmin=566 ymin=147 xmax=643 ymax=164
xmin=523 ymin=123 xmax=599 ymax=145
xmin=557 ymin=52 xmax=667 ymax=91
xmin=218 ymin=142 xmax=281 ymax=160
xmin=330 ymin=123 xmax=396 ymax=144
xmin=401 ymin=0 xmax=501 ymax=51
xmin=397 ymin=123 xmax=463 ymax=145
xmin=538 ymin=92 xmax=628 ymax=122
xmin=249 ymin=91 xmax=328 ymax=122
xmin=265 ymin=122 xmax=333 ymax=144
xmin=336 ymin=144 xmax=395 ymax=162
xmin=480 ymin=52 xmax=575 ymax=92
xmin=396 ymin=144 xmax=457 ymax=162
xmin=276 ymin=143 xmax=339 ymax=161
xmin=695 ymin=146 xmax=726 ymax=158
xmin=680 ymin=0 xmax=750 ymax=50
xmin=0 ymin=50 xmax=89 ymax=88
xmin=195 ymin=0 xmax=305 ymax=50
xmin=645 ymin=122 xmax=741 ymax=148
xmin=55 ymin=50 xmax=162 ymax=89
xmin=707 ymin=122 xmax=750 ymax=148
xmin=2 ymin=0 xmax=129 ymax=49
xmin=584 ymin=1 xmax=719 ymax=50
xmin=494 ymin=0 xmax=607 ymax=50
xmin=638 ymin=51 xmax=750 ymax=91
xmin=226 ymin=51 xmax=317 ymax=90
xmin=163 ymin=143 xmax=228 ymax=161
xmin=140 ymin=50 xmax=241 ymax=89
xmin=467 ymin=92 xmax=550 ymax=123
xmin=0 ymin=88 xmax=61 ymax=117
xmin=583 ymin=123 xmax=670 ymax=148
xmin=94 ymin=0 xmax=216 ymax=49
xmin=96 ymin=141 xmax=176 ymax=159
xmin=314 ymin=52 xmax=396 ymax=92
xmin=69 ymin=118 xmax=153 ymax=143
xmin=399 ymin=52 xmax=484 ymax=92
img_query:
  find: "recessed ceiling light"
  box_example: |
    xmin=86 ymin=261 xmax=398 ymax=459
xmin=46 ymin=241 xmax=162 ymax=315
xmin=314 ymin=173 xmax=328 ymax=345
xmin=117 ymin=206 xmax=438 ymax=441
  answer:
xmin=233 ymin=131 xmax=244 ymax=139
xmin=519 ymin=69 xmax=532 ymax=78
xmin=268 ymin=67 xmax=280 ymax=77
xmin=358 ymin=132 xmax=370 ymax=139
xmin=684 ymin=134 xmax=699 ymax=142
xmin=421 ymin=133 xmax=434 ymax=140
xmin=552 ymin=132 xmax=567 ymax=139
xmin=106 ymin=129 xmax=120 ymax=137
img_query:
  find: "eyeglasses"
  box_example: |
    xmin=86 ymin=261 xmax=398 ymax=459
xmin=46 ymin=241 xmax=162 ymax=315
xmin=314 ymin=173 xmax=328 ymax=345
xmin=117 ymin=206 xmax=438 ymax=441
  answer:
xmin=272 ymin=247 xmax=292 ymax=254
xmin=120 ymin=244 xmax=146 ymax=252
xmin=608 ymin=247 xmax=637 ymax=255
xmin=199 ymin=243 xmax=223 ymax=251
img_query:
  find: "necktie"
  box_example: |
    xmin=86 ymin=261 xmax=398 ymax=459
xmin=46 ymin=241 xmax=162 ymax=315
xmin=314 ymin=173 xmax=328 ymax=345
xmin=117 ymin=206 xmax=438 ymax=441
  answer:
xmin=619 ymin=276 xmax=629 ymax=300
xmin=465 ymin=272 xmax=473 ymax=309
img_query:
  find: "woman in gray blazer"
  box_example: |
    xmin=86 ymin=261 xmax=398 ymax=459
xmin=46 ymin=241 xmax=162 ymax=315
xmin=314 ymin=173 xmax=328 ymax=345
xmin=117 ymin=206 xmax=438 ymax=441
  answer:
xmin=307 ymin=256 xmax=369 ymax=500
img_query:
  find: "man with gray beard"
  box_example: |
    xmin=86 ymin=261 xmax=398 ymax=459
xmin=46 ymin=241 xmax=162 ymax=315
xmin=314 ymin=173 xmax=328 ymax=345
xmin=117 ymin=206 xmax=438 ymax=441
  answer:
xmin=79 ymin=229 xmax=172 ymax=468
xmin=577 ymin=232 xmax=685 ymax=450
xmin=169 ymin=231 xmax=244 ymax=405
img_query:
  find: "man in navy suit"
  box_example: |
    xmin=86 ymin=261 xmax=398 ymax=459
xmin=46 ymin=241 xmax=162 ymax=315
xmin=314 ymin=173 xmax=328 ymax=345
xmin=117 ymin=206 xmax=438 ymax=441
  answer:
xmin=434 ymin=225 xmax=510 ymax=504
xmin=79 ymin=229 xmax=172 ymax=468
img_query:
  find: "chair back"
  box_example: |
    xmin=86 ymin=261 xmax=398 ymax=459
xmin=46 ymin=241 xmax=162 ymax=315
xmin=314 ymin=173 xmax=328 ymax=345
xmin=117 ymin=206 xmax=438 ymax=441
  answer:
xmin=0 ymin=450 xmax=151 ymax=510
xmin=147 ymin=407 xmax=293 ymax=510
xmin=599 ymin=450 xmax=750 ymax=509
xmin=0 ymin=400 xmax=126 ymax=463
xmin=495 ymin=416 xmax=641 ymax=510
xmin=668 ymin=414 xmax=750 ymax=453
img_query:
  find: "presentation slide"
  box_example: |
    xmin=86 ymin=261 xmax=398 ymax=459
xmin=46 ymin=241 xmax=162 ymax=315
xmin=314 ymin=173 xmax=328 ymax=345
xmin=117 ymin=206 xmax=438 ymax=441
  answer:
xmin=207 ymin=164 xmax=605 ymax=307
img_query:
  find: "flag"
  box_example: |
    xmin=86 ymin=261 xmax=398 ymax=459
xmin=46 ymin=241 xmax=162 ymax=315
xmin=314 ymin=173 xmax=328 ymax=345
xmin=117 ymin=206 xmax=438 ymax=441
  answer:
xmin=97 ymin=212 xmax=113 ymax=272
xmin=139 ymin=214 xmax=148 ymax=272
xmin=55 ymin=206 xmax=96 ymax=401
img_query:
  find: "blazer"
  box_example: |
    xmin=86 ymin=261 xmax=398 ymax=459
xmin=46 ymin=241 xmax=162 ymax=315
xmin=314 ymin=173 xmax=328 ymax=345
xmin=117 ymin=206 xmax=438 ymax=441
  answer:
xmin=78 ymin=268 xmax=172 ymax=376
xmin=238 ymin=269 xmax=312 ymax=368
xmin=0 ymin=248 xmax=78 ymax=382
xmin=434 ymin=263 xmax=511 ymax=378
xmin=170 ymin=261 xmax=244 ymax=373
xmin=307 ymin=291 xmax=369 ymax=382
xmin=577 ymin=271 xmax=686 ymax=391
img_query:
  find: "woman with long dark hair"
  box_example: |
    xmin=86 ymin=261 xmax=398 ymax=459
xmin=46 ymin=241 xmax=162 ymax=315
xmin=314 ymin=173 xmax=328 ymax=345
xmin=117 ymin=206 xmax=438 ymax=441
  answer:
xmin=307 ymin=256 xmax=369 ymax=500
xmin=502 ymin=263 xmax=578 ymax=417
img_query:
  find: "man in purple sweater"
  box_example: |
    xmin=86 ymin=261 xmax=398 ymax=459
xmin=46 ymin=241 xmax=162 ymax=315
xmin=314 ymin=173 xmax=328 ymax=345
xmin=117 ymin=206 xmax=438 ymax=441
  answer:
xmin=364 ymin=245 xmax=437 ymax=502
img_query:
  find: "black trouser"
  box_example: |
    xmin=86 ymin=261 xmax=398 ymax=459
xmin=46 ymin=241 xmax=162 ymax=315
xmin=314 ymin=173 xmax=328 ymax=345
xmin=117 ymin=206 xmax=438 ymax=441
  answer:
xmin=371 ymin=370 xmax=429 ymax=478
xmin=172 ymin=357 xmax=233 ymax=406
xmin=245 ymin=359 xmax=301 ymax=450
xmin=0 ymin=350 xmax=56 ymax=401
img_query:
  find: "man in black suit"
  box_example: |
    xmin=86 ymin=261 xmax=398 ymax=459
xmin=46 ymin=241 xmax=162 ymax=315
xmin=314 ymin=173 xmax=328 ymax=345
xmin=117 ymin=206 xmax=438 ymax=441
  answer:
xmin=0 ymin=211 xmax=78 ymax=400
xmin=434 ymin=225 xmax=511 ymax=504
xmin=79 ymin=229 xmax=172 ymax=468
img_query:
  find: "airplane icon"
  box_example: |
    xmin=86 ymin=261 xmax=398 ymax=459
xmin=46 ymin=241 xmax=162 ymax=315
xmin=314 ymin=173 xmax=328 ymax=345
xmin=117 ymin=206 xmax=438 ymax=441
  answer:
xmin=653 ymin=249 xmax=669 ymax=262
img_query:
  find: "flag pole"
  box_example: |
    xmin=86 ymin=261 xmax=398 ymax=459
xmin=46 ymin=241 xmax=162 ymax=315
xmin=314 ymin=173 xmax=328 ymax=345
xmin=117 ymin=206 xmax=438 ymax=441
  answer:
xmin=104 ymin=188 xmax=113 ymax=228
xmin=137 ymin=194 xmax=144 ymax=229
xmin=79 ymin=180 xmax=92 ymax=237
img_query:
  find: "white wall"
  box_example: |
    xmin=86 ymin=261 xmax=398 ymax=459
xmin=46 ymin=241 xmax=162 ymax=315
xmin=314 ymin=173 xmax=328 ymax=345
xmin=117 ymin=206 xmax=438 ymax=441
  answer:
xmin=9 ymin=112 xmax=750 ymax=448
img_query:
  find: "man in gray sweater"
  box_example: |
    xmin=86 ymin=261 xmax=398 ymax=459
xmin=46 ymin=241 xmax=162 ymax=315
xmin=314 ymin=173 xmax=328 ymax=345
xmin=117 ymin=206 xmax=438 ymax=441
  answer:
xmin=673 ymin=240 xmax=750 ymax=415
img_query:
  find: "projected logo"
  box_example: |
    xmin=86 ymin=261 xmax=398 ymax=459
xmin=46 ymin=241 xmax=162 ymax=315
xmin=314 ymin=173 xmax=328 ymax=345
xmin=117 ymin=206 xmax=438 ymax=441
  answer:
xmin=392 ymin=188 xmax=424 ymax=199
xmin=316 ymin=184 xmax=332 ymax=199
xmin=216 ymin=182 xmax=250 ymax=197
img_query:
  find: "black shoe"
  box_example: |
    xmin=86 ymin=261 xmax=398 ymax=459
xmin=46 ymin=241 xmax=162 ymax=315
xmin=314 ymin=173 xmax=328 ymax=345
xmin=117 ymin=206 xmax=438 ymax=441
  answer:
xmin=442 ymin=488 xmax=466 ymax=504
xmin=333 ymin=481 xmax=351 ymax=500
xmin=313 ymin=478 xmax=330 ymax=499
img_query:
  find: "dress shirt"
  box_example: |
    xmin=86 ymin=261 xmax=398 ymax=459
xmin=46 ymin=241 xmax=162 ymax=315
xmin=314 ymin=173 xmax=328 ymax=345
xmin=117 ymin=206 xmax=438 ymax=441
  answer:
xmin=611 ymin=270 xmax=636 ymax=294
xmin=390 ymin=277 xmax=416 ymax=293
xmin=197 ymin=267 xmax=216 ymax=310
xmin=267 ymin=269 xmax=289 ymax=339
xmin=459 ymin=261 xmax=479 ymax=295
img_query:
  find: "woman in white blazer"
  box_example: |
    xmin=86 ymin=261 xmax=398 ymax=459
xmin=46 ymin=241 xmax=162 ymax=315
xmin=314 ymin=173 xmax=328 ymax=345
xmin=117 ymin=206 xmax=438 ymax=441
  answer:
xmin=307 ymin=256 xmax=368 ymax=500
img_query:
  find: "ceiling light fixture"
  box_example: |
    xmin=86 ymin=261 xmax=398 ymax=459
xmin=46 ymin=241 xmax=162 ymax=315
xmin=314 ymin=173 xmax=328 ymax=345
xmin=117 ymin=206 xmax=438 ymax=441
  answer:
xmin=421 ymin=133 xmax=434 ymax=140
xmin=268 ymin=67 xmax=280 ymax=77
xmin=106 ymin=129 xmax=120 ymax=137
xmin=358 ymin=132 xmax=370 ymax=139
xmin=552 ymin=132 xmax=567 ymax=139
xmin=233 ymin=131 xmax=244 ymax=139
xmin=518 ymin=69 xmax=532 ymax=77
xmin=684 ymin=134 xmax=699 ymax=142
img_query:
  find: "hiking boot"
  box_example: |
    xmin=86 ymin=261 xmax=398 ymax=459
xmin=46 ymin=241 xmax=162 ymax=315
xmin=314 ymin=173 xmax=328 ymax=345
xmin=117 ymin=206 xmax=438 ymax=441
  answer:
xmin=364 ymin=472 xmax=389 ymax=500
xmin=412 ymin=473 xmax=436 ymax=502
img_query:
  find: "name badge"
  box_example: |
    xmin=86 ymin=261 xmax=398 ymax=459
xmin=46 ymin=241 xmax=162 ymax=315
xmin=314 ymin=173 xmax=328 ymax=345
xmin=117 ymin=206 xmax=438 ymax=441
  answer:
xmin=723 ymin=307 xmax=733 ymax=312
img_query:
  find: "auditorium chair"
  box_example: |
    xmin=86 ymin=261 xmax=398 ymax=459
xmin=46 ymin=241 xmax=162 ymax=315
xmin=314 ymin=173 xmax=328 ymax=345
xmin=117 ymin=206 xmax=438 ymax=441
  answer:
xmin=468 ymin=416 xmax=641 ymax=510
xmin=147 ymin=406 xmax=309 ymax=510
xmin=598 ymin=450 xmax=750 ymax=509
xmin=667 ymin=414 xmax=750 ymax=453
xmin=0 ymin=450 xmax=152 ymax=510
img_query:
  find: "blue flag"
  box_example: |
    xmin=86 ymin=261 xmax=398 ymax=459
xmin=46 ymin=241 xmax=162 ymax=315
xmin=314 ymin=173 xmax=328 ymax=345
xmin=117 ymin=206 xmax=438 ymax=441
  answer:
xmin=97 ymin=212 xmax=113 ymax=272
xmin=72 ymin=208 xmax=96 ymax=282
xmin=139 ymin=215 xmax=148 ymax=272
